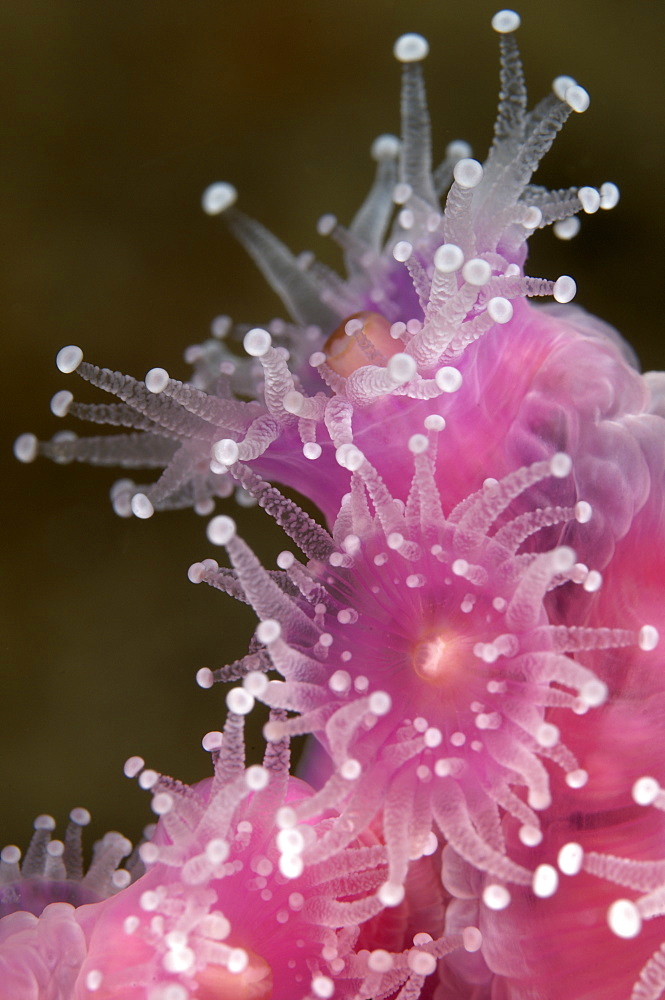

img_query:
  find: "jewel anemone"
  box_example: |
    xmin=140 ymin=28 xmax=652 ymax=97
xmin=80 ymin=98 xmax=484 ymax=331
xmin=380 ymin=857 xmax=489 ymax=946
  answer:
xmin=10 ymin=7 xmax=665 ymax=1000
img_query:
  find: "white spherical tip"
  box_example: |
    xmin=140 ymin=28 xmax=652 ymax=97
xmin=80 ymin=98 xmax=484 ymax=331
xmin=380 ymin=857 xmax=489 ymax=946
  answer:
xmin=369 ymin=691 xmax=392 ymax=716
xmin=408 ymin=433 xmax=428 ymax=455
xmin=552 ymin=75 xmax=577 ymax=102
xmin=256 ymin=619 xmax=281 ymax=644
xmin=407 ymin=950 xmax=437 ymax=976
xmin=600 ymin=182 xmax=620 ymax=209
xmin=491 ymin=10 xmax=521 ymax=33
xmin=378 ymin=880 xmax=405 ymax=906
xmin=206 ymin=514 xmax=236 ymax=546
xmin=69 ymin=806 xmax=91 ymax=826
xmin=487 ymin=297 xmax=513 ymax=324
xmin=553 ymin=217 xmax=581 ymax=241
xmin=433 ymin=243 xmax=464 ymax=273
xmin=131 ymin=493 xmax=154 ymax=519
xmin=482 ymin=884 xmax=511 ymax=910
xmin=335 ymin=443 xmax=365 ymax=471
xmin=0 ymin=845 xmax=21 ymax=865
xmin=549 ymin=452 xmax=572 ymax=477
xmin=552 ymin=275 xmax=576 ymax=303
xmin=317 ymin=213 xmax=337 ymax=237
xmin=578 ymin=186 xmax=601 ymax=214
xmin=368 ymin=950 xmax=394 ymax=973
xmin=340 ymin=758 xmax=362 ymax=780
xmin=123 ymin=755 xmax=145 ymax=779
xmin=303 ymin=442 xmax=322 ymax=460
xmin=518 ymin=824 xmax=543 ymax=847
xmin=564 ymin=84 xmax=590 ymax=113
xmin=312 ymin=975 xmax=335 ymax=999
xmin=608 ymin=899 xmax=641 ymax=939
xmin=145 ymin=367 xmax=169 ymax=394
xmin=279 ymin=853 xmax=304 ymax=879
xmin=522 ymin=206 xmax=542 ymax=229
xmin=13 ymin=433 xmax=39 ymax=463
xmin=212 ymin=438 xmax=239 ymax=466
xmin=393 ymin=33 xmax=429 ymax=63
xmin=371 ymin=134 xmax=400 ymax=160
xmin=201 ymin=182 xmax=237 ymax=215
xmin=283 ymin=390 xmax=305 ymax=415
xmin=151 ymin=792 xmax=173 ymax=816
xmin=574 ymin=500 xmax=592 ymax=523
xmin=393 ymin=240 xmax=413 ymax=263
xmin=196 ymin=667 xmax=214 ymax=689
xmin=50 ymin=389 xmax=73 ymax=417
xmin=244 ymin=670 xmax=268 ymax=696
xmin=536 ymin=722 xmax=560 ymax=748
xmin=226 ymin=687 xmax=255 ymax=715
xmin=532 ymin=864 xmax=559 ymax=898
xmin=34 ymin=813 xmax=56 ymax=831
xmin=632 ymin=776 xmax=660 ymax=806
xmin=243 ymin=327 xmax=272 ymax=357
xmin=85 ymin=970 xmax=104 ymax=992
xmin=446 ymin=139 xmax=473 ymax=161
xmin=580 ymin=678 xmax=608 ymax=708
xmin=462 ymin=258 xmax=492 ymax=286
xmin=435 ymin=366 xmax=463 ymax=393
xmin=387 ymin=352 xmax=416 ymax=383
xmin=582 ymin=569 xmax=602 ymax=593
xmin=565 ymin=768 xmax=588 ymax=789
xmin=56 ymin=345 xmax=83 ymax=373
xmin=245 ymin=765 xmax=269 ymax=790
xmin=424 ymin=414 xmax=445 ymax=431
xmin=201 ymin=730 xmax=223 ymax=751
xmin=558 ymin=842 xmax=584 ymax=876
xmin=453 ymin=158 xmax=483 ymax=190
xmin=639 ymin=625 xmax=659 ymax=651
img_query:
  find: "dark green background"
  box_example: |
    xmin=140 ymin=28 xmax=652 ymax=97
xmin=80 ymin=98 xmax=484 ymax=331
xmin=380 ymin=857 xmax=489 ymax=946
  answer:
xmin=2 ymin=0 xmax=663 ymax=856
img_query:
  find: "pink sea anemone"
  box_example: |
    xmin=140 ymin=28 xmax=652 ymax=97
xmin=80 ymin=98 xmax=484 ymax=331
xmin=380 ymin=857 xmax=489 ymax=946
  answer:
xmin=9 ymin=6 xmax=665 ymax=1000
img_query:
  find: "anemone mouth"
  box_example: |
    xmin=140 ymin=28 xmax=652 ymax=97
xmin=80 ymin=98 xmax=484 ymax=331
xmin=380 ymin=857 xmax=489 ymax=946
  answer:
xmin=323 ymin=311 xmax=403 ymax=377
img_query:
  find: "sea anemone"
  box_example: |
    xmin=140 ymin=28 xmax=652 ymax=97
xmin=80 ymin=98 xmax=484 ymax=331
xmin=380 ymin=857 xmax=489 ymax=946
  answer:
xmin=9 ymin=6 xmax=665 ymax=999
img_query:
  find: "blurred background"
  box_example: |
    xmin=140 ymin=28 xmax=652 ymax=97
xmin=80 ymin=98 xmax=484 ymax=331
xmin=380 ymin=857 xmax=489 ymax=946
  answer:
xmin=2 ymin=0 xmax=663 ymax=854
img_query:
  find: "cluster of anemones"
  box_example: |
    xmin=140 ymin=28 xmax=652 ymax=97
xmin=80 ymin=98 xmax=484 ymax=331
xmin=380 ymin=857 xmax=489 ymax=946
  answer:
xmin=9 ymin=9 xmax=665 ymax=1000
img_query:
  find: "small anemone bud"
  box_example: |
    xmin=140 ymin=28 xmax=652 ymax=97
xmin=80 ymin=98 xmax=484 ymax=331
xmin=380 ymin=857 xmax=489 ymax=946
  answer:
xmin=56 ymin=345 xmax=83 ymax=373
xmin=393 ymin=33 xmax=429 ymax=63
xmin=201 ymin=181 xmax=237 ymax=215
xmin=491 ymin=10 xmax=521 ymax=33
